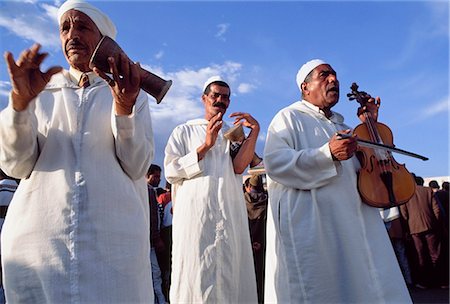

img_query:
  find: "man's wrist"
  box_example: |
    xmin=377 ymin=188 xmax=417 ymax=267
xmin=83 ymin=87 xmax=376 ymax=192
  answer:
xmin=115 ymin=102 xmax=133 ymax=115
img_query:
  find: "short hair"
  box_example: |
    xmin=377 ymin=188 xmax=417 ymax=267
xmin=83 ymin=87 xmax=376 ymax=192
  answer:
xmin=414 ymin=175 xmax=424 ymax=186
xmin=155 ymin=187 xmax=166 ymax=197
xmin=442 ymin=181 xmax=449 ymax=192
xmin=203 ymin=81 xmax=230 ymax=95
xmin=428 ymin=180 xmax=439 ymax=189
xmin=301 ymin=70 xmax=314 ymax=99
xmin=146 ymin=164 xmax=161 ymax=178
xmin=244 ymin=177 xmax=250 ymax=188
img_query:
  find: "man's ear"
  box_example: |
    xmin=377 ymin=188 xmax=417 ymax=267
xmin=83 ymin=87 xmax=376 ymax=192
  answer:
xmin=201 ymin=94 xmax=207 ymax=104
xmin=301 ymin=82 xmax=308 ymax=93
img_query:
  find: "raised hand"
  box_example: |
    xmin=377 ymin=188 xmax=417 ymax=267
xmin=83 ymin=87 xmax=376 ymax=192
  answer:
xmin=197 ymin=112 xmax=223 ymax=160
xmin=93 ymin=52 xmax=141 ymax=115
xmin=357 ymin=96 xmax=380 ymax=122
xmin=228 ymin=112 xmax=260 ymax=174
xmin=4 ymin=43 xmax=62 ymax=111
xmin=229 ymin=112 xmax=260 ymax=132
xmin=205 ymin=112 xmax=223 ymax=149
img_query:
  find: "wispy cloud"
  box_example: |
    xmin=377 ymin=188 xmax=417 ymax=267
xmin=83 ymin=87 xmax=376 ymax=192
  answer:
xmin=237 ymin=82 xmax=256 ymax=94
xmin=0 ymin=81 xmax=10 ymax=110
xmin=385 ymin=1 xmax=448 ymax=69
xmin=421 ymin=97 xmax=449 ymax=119
xmin=0 ymin=80 xmax=10 ymax=97
xmin=215 ymin=23 xmax=229 ymax=41
xmin=0 ymin=2 xmax=60 ymax=50
xmin=424 ymin=1 xmax=449 ymax=37
xmin=155 ymin=50 xmax=164 ymax=60
xmin=404 ymin=96 xmax=449 ymax=126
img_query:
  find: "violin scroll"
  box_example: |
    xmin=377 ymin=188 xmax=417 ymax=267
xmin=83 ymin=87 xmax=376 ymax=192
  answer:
xmin=346 ymin=82 xmax=372 ymax=107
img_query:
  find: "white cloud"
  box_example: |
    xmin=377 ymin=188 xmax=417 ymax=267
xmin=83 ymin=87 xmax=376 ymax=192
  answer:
xmin=140 ymin=61 xmax=246 ymax=167
xmin=0 ymin=2 xmax=60 ymax=50
xmin=403 ymin=96 xmax=449 ymax=126
xmin=215 ymin=23 xmax=229 ymax=41
xmin=0 ymin=81 xmax=10 ymax=97
xmin=237 ymin=82 xmax=256 ymax=94
xmin=421 ymin=97 xmax=449 ymax=119
xmin=155 ymin=50 xmax=164 ymax=60
xmin=0 ymin=81 xmax=11 ymax=110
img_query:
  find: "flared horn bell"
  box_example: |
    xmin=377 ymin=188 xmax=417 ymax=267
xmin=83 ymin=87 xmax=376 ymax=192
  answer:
xmin=89 ymin=36 xmax=172 ymax=104
xmin=224 ymin=123 xmax=263 ymax=168
xmin=223 ymin=123 xmax=246 ymax=142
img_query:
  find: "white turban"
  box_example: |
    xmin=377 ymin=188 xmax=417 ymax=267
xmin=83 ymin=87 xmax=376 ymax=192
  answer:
xmin=296 ymin=59 xmax=327 ymax=90
xmin=203 ymin=75 xmax=228 ymax=93
xmin=58 ymin=0 xmax=117 ymax=40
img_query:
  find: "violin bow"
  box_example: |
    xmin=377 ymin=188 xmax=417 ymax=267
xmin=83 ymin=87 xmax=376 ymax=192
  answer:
xmin=336 ymin=133 xmax=428 ymax=161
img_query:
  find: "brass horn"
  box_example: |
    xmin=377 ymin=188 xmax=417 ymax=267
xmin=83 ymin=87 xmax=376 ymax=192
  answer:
xmin=223 ymin=123 xmax=263 ymax=168
xmin=89 ymin=36 xmax=172 ymax=104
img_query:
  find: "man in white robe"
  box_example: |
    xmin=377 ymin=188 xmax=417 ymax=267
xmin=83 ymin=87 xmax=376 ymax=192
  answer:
xmin=263 ymin=59 xmax=412 ymax=303
xmin=164 ymin=76 xmax=259 ymax=303
xmin=0 ymin=0 xmax=154 ymax=302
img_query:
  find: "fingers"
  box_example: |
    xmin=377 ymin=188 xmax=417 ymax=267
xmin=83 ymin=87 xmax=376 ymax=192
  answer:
xmin=93 ymin=67 xmax=115 ymax=86
xmin=108 ymin=56 xmax=119 ymax=86
xmin=210 ymin=119 xmax=223 ymax=133
xmin=229 ymin=112 xmax=254 ymax=122
xmin=207 ymin=113 xmax=223 ymax=132
xmin=104 ymin=54 xmax=140 ymax=90
xmin=4 ymin=51 xmax=17 ymax=73
xmin=129 ymin=61 xmax=140 ymax=89
xmin=375 ymin=96 xmax=381 ymax=108
xmin=209 ymin=112 xmax=223 ymax=124
xmin=16 ymin=44 xmax=42 ymax=68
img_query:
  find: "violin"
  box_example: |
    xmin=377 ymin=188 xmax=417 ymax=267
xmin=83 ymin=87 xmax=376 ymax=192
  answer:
xmin=346 ymin=83 xmax=416 ymax=208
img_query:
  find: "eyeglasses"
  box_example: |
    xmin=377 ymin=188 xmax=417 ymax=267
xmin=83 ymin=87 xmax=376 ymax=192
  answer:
xmin=209 ymin=91 xmax=230 ymax=101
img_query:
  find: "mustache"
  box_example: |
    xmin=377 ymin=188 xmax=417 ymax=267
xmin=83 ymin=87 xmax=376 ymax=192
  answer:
xmin=213 ymin=102 xmax=227 ymax=109
xmin=66 ymin=39 xmax=85 ymax=51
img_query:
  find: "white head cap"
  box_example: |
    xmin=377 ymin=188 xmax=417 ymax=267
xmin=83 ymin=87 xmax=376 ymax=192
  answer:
xmin=203 ymin=75 xmax=228 ymax=93
xmin=296 ymin=59 xmax=327 ymax=90
xmin=58 ymin=0 xmax=117 ymax=40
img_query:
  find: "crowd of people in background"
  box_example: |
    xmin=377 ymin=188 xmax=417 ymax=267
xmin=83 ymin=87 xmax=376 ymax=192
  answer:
xmin=143 ymin=169 xmax=448 ymax=303
xmin=135 ymin=160 xmax=450 ymax=304
xmin=1 ymin=163 xmax=448 ymax=303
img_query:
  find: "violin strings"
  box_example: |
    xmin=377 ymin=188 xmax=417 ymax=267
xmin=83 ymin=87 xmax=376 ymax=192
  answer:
xmin=364 ymin=112 xmax=390 ymax=174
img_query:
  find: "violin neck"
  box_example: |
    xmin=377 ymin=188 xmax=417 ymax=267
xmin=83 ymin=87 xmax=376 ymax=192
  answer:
xmin=363 ymin=112 xmax=381 ymax=143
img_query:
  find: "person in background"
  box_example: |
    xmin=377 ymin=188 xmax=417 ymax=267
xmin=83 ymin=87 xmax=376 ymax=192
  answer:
xmin=164 ymin=76 xmax=258 ymax=303
xmin=0 ymin=169 xmax=18 ymax=304
xmin=146 ymin=164 xmax=166 ymax=304
xmin=263 ymin=59 xmax=411 ymax=303
xmin=157 ymin=182 xmax=173 ymax=301
xmin=428 ymin=180 xmax=440 ymax=191
xmin=435 ymin=181 xmax=449 ymax=288
xmin=244 ymin=174 xmax=268 ymax=303
xmin=379 ymin=206 xmax=413 ymax=288
xmin=435 ymin=181 xmax=449 ymax=221
xmin=400 ymin=175 xmax=446 ymax=289
xmin=0 ymin=0 xmax=154 ymax=302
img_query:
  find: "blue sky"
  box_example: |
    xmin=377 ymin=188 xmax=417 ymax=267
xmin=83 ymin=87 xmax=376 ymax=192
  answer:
xmin=0 ymin=0 xmax=448 ymax=181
